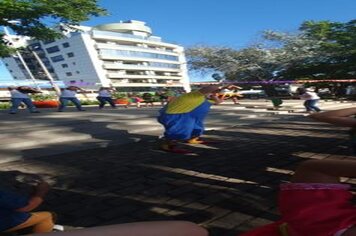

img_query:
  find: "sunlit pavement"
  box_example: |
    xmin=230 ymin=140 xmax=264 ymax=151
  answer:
xmin=0 ymin=99 xmax=354 ymax=235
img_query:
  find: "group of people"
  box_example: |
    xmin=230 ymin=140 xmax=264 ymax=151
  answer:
xmin=6 ymin=86 xmax=178 ymax=114
xmin=157 ymin=85 xmax=356 ymax=235
xmin=2 ymin=84 xmax=356 ymax=236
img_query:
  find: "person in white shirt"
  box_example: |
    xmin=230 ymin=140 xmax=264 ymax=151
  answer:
xmin=96 ymin=87 xmax=116 ymax=109
xmin=8 ymin=86 xmax=40 ymax=114
xmin=58 ymin=86 xmax=85 ymax=112
xmin=298 ymin=87 xmax=321 ymax=113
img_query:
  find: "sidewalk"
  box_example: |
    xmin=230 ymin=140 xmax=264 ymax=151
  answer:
xmin=0 ymin=103 xmax=354 ymax=235
xmin=0 ymin=99 xmax=354 ymax=163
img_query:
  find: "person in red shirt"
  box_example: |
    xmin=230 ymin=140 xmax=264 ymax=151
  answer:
xmin=241 ymin=159 xmax=356 ymax=236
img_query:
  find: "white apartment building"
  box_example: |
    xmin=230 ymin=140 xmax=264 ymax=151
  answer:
xmin=2 ymin=20 xmax=191 ymax=92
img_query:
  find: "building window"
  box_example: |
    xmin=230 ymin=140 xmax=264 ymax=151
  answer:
xmin=50 ymin=55 xmax=64 ymax=62
xmin=100 ymin=49 xmax=179 ymax=61
xmin=43 ymin=39 xmax=55 ymax=44
xmin=30 ymin=43 xmax=42 ymax=50
xmin=61 ymin=64 xmax=68 ymax=68
xmin=72 ymin=62 xmax=76 ymax=65
xmin=76 ymin=71 xmax=80 ymax=74
xmin=62 ymin=42 xmax=70 ymax=48
xmin=46 ymin=46 xmax=60 ymax=53
xmin=66 ymin=72 xmax=72 ymax=76
xmin=67 ymin=52 xmax=74 ymax=58
xmin=5 ymin=63 xmax=8 ymax=66
xmin=70 ymin=80 xmax=76 ymax=83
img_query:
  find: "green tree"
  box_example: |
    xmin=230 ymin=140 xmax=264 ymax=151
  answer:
xmin=187 ymin=45 xmax=284 ymax=96
xmin=279 ymin=20 xmax=356 ymax=80
xmin=187 ymin=46 xmax=280 ymax=81
xmin=187 ymin=19 xmax=356 ymax=83
xmin=0 ymin=0 xmax=107 ymax=56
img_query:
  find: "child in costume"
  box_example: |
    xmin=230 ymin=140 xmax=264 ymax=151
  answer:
xmin=157 ymin=85 xmax=224 ymax=153
xmin=1 ymin=181 xmax=55 ymax=234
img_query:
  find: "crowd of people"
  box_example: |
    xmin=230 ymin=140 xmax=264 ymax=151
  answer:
xmin=2 ymin=84 xmax=355 ymax=235
xmin=5 ymin=86 xmax=187 ymax=114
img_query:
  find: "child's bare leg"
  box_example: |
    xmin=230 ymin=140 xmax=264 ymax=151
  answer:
xmin=292 ymin=160 xmax=356 ymax=183
xmin=31 ymin=221 xmax=208 ymax=236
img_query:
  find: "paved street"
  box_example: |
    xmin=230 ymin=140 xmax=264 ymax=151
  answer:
xmin=0 ymin=99 xmax=355 ymax=235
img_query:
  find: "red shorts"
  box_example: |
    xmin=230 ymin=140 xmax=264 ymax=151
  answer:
xmin=279 ymin=183 xmax=356 ymax=236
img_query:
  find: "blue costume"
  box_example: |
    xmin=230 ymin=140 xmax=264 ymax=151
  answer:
xmin=158 ymin=91 xmax=214 ymax=140
xmin=0 ymin=189 xmax=31 ymax=231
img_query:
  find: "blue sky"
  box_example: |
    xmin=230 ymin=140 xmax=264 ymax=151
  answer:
xmin=1 ymin=0 xmax=355 ymax=81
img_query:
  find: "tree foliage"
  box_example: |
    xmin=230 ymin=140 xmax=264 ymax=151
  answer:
xmin=0 ymin=0 xmax=107 ymax=56
xmin=186 ymin=19 xmax=356 ymax=82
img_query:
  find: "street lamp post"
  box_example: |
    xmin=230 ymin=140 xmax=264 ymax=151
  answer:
xmin=3 ymin=27 xmax=41 ymax=90
xmin=30 ymin=48 xmax=61 ymax=96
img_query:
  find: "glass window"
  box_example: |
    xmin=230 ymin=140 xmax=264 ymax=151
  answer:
xmin=62 ymin=42 xmax=70 ymax=48
xmin=100 ymin=49 xmax=179 ymax=61
xmin=67 ymin=52 xmax=74 ymax=57
xmin=30 ymin=43 xmax=42 ymax=50
xmin=61 ymin=64 xmax=68 ymax=68
xmin=46 ymin=46 xmax=60 ymax=53
xmin=50 ymin=55 xmax=64 ymax=62
xmin=149 ymin=62 xmax=180 ymax=69
xmin=66 ymin=72 xmax=72 ymax=76
xmin=43 ymin=39 xmax=55 ymax=44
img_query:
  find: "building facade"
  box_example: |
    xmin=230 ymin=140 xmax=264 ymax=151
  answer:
xmin=2 ymin=20 xmax=191 ymax=92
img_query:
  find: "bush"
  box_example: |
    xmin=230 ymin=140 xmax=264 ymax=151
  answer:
xmin=79 ymin=100 xmax=100 ymax=105
xmin=112 ymin=92 xmax=127 ymax=99
xmin=0 ymin=103 xmax=10 ymax=110
xmin=30 ymin=94 xmax=57 ymax=101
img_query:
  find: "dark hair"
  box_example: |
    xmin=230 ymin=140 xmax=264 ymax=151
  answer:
xmin=297 ymin=87 xmax=306 ymax=95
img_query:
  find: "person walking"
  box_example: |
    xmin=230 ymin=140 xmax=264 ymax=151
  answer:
xmin=298 ymin=87 xmax=321 ymax=113
xmin=58 ymin=86 xmax=86 ymax=112
xmin=96 ymin=87 xmax=116 ymax=109
xmin=8 ymin=86 xmax=40 ymax=114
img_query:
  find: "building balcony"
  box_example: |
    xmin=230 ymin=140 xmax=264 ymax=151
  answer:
xmin=103 ymin=63 xmax=180 ymax=72
xmin=95 ymin=43 xmax=178 ymax=56
xmin=107 ymin=73 xmax=183 ymax=80
xmin=99 ymin=55 xmax=181 ymax=64
xmin=92 ymin=30 xmax=178 ymax=49
xmin=111 ymin=82 xmax=183 ymax=87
